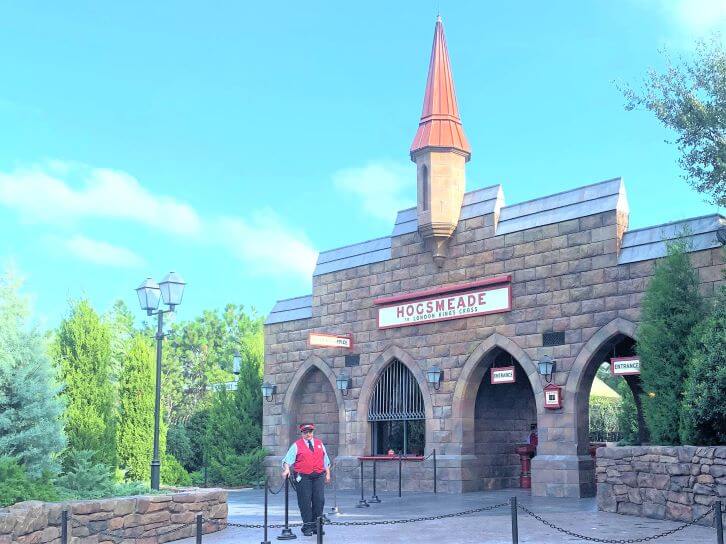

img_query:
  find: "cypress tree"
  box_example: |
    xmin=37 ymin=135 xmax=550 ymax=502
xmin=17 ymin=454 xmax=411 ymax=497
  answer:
xmin=0 ymin=272 xmax=65 ymax=476
xmin=638 ymin=239 xmax=705 ymax=444
xmin=680 ymin=284 xmax=726 ymax=444
xmin=116 ymin=334 xmax=155 ymax=481
xmin=54 ymin=299 xmax=116 ymax=466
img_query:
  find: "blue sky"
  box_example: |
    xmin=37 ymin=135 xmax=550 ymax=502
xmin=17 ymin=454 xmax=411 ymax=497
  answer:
xmin=1 ymin=1 xmax=724 ymax=329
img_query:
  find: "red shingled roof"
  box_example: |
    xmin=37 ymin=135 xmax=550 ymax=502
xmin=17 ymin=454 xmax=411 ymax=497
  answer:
xmin=410 ymin=16 xmax=471 ymax=159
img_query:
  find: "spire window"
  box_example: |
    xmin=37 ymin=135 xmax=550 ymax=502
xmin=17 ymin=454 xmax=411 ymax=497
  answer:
xmin=422 ymin=165 xmax=430 ymax=211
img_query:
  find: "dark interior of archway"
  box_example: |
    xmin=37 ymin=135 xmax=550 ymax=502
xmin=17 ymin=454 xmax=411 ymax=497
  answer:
xmin=578 ymin=334 xmax=647 ymax=454
xmin=289 ymin=367 xmax=339 ymax=457
xmin=474 ymin=348 xmax=536 ymax=490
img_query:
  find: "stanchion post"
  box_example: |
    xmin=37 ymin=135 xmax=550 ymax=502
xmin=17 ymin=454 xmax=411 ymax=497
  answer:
xmin=433 ymin=449 xmax=437 ymax=494
xmin=329 ymin=461 xmax=339 ymax=514
xmin=356 ymin=460 xmax=370 ymax=508
xmin=370 ymin=459 xmax=381 ymax=503
xmin=196 ymin=514 xmax=203 ymax=544
xmin=716 ymin=499 xmax=723 ymax=544
xmin=261 ymin=477 xmax=271 ymax=544
xmin=316 ymin=516 xmax=324 ymax=544
xmin=278 ymin=477 xmax=297 ymax=539
xmin=61 ymin=509 xmax=68 ymax=544
xmin=510 ymin=496 xmax=518 ymax=544
xmin=398 ymin=454 xmax=402 ymax=498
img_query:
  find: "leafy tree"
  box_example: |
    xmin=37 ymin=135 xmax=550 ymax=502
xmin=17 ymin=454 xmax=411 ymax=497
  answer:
xmin=680 ymin=285 xmax=726 ymax=444
xmin=166 ymin=424 xmax=192 ymax=469
xmin=184 ymin=408 xmax=210 ymax=472
xmin=161 ymin=453 xmax=191 ymax=486
xmin=54 ymin=299 xmax=116 ymax=466
xmin=105 ymin=300 xmax=135 ymax=383
xmin=116 ymin=334 xmax=156 ymax=481
xmin=0 ymin=272 xmax=65 ymax=476
xmin=620 ymin=36 xmax=726 ymax=206
xmin=616 ymin=380 xmax=640 ymax=445
xmin=638 ymin=239 xmax=705 ymax=444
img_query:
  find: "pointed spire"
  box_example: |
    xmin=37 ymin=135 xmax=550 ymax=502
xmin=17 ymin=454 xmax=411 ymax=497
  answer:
xmin=410 ymin=16 xmax=470 ymax=160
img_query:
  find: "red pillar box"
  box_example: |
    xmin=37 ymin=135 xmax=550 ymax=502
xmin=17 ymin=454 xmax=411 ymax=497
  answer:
xmin=514 ymin=444 xmax=536 ymax=489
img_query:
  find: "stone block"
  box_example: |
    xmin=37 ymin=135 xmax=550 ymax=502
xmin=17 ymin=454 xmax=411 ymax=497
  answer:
xmin=665 ymin=501 xmax=693 ymax=522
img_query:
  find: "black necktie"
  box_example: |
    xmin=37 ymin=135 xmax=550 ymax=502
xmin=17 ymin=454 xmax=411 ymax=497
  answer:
xmin=307 ymin=440 xmax=314 ymax=453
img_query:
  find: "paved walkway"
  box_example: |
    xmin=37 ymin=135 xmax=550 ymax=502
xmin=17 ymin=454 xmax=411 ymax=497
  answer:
xmin=177 ymin=488 xmax=716 ymax=544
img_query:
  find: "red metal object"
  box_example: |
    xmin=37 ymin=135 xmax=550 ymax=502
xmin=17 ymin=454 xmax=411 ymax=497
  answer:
xmin=410 ymin=16 xmax=471 ymax=159
xmin=515 ymin=444 xmax=536 ymax=489
xmin=543 ymin=383 xmax=563 ymax=409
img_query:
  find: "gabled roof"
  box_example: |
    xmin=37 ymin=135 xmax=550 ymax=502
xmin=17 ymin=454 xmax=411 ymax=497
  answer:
xmin=410 ymin=16 xmax=470 ymax=158
xmin=265 ymin=295 xmax=312 ymax=325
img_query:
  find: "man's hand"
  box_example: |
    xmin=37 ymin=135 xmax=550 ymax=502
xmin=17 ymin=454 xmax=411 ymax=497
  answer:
xmin=325 ymin=472 xmax=331 ymax=484
xmin=282 ymin=467 xmax=290 ymax=479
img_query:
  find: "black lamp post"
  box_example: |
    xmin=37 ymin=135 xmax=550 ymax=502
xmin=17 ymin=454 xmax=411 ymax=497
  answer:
xmin=135 ymin=272 xmax=186 ymax=491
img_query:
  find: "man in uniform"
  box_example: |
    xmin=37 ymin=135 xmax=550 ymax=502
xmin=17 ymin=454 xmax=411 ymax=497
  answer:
xmin=281 ymin=423 xmax=331 ymax=536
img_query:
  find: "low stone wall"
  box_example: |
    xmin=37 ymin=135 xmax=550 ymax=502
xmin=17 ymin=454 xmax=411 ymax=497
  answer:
xmin=0 ymin=488 xmax=227 ymax=544
xmin=597 ymin=446 xmax=726 ymax=526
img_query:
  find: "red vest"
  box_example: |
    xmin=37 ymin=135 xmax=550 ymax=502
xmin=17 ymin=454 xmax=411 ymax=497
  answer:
xmin=293 ymin=438 xmax=325 ymax=474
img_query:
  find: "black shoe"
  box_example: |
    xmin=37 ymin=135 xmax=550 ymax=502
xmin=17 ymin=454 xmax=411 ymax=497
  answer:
xmin=302 ymin=529 xmax=314 ymax=537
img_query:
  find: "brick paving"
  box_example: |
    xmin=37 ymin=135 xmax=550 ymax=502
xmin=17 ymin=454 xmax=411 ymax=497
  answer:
xmin=176 ymin=488 xmax=717 ymax=544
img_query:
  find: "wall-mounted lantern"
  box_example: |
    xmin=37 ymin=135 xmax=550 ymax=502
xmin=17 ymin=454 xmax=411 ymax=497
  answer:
xmin=426 ymin=364 xmax=443 ymax=391
xmin=336 ymin=372 xmax=351 ymax=396
xmin=261 ymin=381 xmax=277 ymax=402
xmin=538 ymin=355 xmax=556 ymax=383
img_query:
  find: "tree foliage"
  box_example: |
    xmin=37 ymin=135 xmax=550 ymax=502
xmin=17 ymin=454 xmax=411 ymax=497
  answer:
xmin=0 ymin=272 xmax=65 ymax=476
xmin=680 ymin=285 xmax=726 ymax=444
xmin=620 ymin=36 xmax=726 ymax=206
xmin=116 ymin=334 xmax=156 ymax=481
xmin=54 ymin=299 xmax=116 ymax=466
xmin=638 ymin=239 xmax=705 ymax=444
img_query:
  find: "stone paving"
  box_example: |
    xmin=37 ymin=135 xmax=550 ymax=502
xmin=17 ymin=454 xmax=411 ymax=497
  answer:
xmin=176 ymin=488 xmax=718 ymax=544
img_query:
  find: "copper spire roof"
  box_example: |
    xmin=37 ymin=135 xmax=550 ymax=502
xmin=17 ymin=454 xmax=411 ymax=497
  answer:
xmin=410 ymin=16 xmax=471 ymax=159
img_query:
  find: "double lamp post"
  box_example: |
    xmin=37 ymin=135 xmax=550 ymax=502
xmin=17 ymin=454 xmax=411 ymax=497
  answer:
xmin=135 ymin=272 xmax=186 ymax=491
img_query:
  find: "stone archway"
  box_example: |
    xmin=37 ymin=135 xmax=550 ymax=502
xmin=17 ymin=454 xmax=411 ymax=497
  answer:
xmin=281 ymin=355 xmax=345 ymax=458
xmin=356 ymin=345 xmax=434 ymax=456
xmin=452 ymin=333 xmax=541 ymax=491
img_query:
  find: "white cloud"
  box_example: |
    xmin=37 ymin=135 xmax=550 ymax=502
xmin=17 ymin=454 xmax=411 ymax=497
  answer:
xmin=333 ymin=161 xmax=415 ymax=223
xmin=642 ymin=0 xmax=726 ymax=35
xmin=63 ymin=235 xmax=146 ymax=268
xmin=212 ymin=209 xmax=317 ymax=281
xmin=0 ymin=162 xmax=201 ymax=236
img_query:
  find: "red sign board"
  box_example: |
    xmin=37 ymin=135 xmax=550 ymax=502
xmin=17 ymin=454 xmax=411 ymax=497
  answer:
xmin=610 ymin=356 xmax=640 ymax=376
xmin=308 ymin=332 xmax=353 ymax=349
xmin=544 ymin=384 xmax=562 ymax=409
xmin=374 ymin=277 xmax=512 ymax=329
xmin=491 ymin=366 xmax=516 ymax=384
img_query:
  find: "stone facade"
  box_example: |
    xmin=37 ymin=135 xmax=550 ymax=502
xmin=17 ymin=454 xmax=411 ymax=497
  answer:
xmin=263 ymin=200 xmax=725 ymax=497
xmin=597 ymin=446 xmax=726 ymax=526
xmin=0 ymin=489 xmax=227 ymax=544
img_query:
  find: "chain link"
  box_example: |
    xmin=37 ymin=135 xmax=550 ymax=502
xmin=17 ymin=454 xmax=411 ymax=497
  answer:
xmin=517 ymin=503 xmax=714 ymax=544
xmin=327 ymin=501 xmax=509 ymax=526
xmin=267 ymin=477 xmax=286 ymax=495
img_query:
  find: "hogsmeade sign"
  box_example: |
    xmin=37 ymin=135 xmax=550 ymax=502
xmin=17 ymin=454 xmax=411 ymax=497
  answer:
xmin=374 ymin=276 xmax=512 ymax=329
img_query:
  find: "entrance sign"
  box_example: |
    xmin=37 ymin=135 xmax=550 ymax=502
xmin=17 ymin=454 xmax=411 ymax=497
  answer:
xmin=308 ymin=332 xmax=353 ymax=349
xmin=610 ymin=356 xmax=640 ymax=376
xmin=491 ymin=366 xmax=516 ymax=384
xmin=374 ymin=276 xmax=512 ymax=329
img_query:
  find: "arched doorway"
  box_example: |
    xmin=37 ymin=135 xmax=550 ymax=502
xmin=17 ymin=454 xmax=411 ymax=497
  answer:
xmin=473 ymin=348 xmax=537 ymax=490
xmin=368 ymin=359 xmax=426 ymax=455
xmin=284 ymin=359 xmax=342 ymax=458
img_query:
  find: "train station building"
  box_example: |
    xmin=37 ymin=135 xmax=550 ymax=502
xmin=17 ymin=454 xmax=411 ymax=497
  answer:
xmin=262 ymin=16 xmax=725 ymax=497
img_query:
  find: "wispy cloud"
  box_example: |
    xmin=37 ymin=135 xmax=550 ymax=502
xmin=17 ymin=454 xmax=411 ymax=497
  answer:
xmin=0 ymin=161 xmax=201 ymax=236
xmin=63 ymin=236 xmax=146 ymax=268
xmin=640 ymin=0 xmax=726 ymax=35
xmin=333 ymin=161 xmax=415 ymax=223
xmin=212 ymin=210 xmax=317 ymax=280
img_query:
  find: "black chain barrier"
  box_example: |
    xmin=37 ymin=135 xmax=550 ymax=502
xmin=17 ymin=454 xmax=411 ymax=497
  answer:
xmin=326 ymin=501 xmax=510 ymax=526
xmin=266 ymin=477 xmax=286 ymax=494
xmin=516 ymin=503 xmax=714 ymax=544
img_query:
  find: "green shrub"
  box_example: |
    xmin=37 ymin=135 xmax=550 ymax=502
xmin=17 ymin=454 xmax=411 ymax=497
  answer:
xmin=189 ymin=470 xmax=206 ymax=487
xmin=589 ymin=396 xmax=621 ymax=439
xmin=680 ymin=285 xmax=726 ymax=444
xmin=161 ymin=453 xmax=191 ymax=486
xmin=166 ymin=424 xmax=192 ymax=469
xmin=0 ymin=457 xmax=58 ymax=507
xmin=207 ymin=447 xmax=266 ymax=487
xmin=54 ymin=450 xmax=115 ymax=499
xmin=616 ymin=380 xmax=640 ymax=445
xmin=112 ymin=481 xmax=152 ymax=497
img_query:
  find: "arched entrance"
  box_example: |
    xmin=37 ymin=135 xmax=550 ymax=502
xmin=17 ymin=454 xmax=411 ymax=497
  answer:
xmin=282 ymin=356 xmax=343 ymax=458
xmin=453 ymin=334 xmax=541 ymax=492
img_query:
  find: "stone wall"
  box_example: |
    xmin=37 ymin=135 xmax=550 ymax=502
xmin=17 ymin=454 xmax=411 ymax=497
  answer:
xmin=0 ymin=489 xmax=227 ymax=544
xmin=290 ymin=367 xmax=339 ymax=457
xmin=597 ymin=446 xmax=726 ymax=526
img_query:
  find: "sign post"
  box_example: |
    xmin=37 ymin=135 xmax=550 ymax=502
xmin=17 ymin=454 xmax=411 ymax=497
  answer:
xmin=610 ymin=356 xmax=640 ymax=376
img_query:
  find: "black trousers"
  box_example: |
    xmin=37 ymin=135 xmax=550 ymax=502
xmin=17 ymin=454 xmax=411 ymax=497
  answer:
xmin=294 ymin=472 xmax=325 ymax=528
